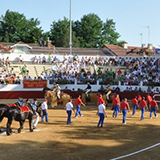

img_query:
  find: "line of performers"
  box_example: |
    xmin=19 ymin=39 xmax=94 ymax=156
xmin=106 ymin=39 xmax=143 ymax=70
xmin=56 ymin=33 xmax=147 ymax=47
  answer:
xmin=65 ymin=93 xmax=159 ymax=128
xmin=97 ymin=93 xmax=158 ymax=127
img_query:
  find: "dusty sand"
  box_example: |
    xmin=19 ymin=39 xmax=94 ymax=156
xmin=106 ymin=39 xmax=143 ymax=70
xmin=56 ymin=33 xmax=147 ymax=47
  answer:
xmin=0 ymin=101 xmax=160 ymax=160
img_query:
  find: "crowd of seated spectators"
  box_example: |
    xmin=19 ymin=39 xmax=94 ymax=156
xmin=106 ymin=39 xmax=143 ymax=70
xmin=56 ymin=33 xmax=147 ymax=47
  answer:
xmin=0 ymin=67 xmax=21 ymax=84
xmin=32 ymin=55 xmax=160 ymax=90
xmin=1 ymin=54 xmax=160 ymax=93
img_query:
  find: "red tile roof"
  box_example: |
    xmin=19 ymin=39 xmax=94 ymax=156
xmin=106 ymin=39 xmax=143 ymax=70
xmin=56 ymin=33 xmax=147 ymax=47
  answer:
xmin=103 ymin=44 xmax=127 ymax=56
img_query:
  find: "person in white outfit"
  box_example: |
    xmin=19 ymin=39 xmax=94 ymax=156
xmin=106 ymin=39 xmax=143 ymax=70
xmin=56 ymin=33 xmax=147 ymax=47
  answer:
xmin=41 ymin=99 xmax=48 ymax=122
xmin=31 ymin=98 xmax=39 ymax=129
xmin=97 ymin=103 xmax=107 ymax=128
xmin=66 ymin=99 xmax=75 ymax=124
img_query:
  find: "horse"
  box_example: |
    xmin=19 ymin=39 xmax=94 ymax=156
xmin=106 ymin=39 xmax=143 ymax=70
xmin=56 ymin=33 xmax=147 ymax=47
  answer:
xmin=5 ymin=102 xmax=37 ymax=136
xmin=45 ymin=90 xmax=71 ymax=108
xmin=0 ymin=104 xmax=10 ymax=122
xmin=77 ymin=88 xmax=103 ymax=104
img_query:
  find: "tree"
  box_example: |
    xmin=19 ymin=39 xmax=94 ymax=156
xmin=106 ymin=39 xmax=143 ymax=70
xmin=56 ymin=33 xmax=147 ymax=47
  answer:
xmin=0 ymin=10 xmax=42 ymax=43
xmin=62 ymin=27 xmax=80 ymax=48
xmin=50 ymin=17 xmax=79 ymax=47
xmin=50 ymin=17 xmax=70 ymax=47
xmin=73 ymin=13 xmax=103 ymax=48
xmin=101 ymin=19 xmax=120 ymax=45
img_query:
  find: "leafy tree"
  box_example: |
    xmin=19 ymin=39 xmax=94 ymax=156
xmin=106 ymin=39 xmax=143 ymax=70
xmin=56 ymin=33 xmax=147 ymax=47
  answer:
xmin=0 ymin=10 xmax=42 ymax=43
xmin=62 ymin=27 xmax=80 ymax=48
xmin=101 ymin=19 xmax=120 ymax=45
xmin=50 ymin=17 xmax=79 ymax=47
xmin=0 ymin=10 xmax=123 ymax=47
xmin=50 ymin=17 xmax=70 ymax=47
xmin=73 ymin=13 xmax=102 ymax=48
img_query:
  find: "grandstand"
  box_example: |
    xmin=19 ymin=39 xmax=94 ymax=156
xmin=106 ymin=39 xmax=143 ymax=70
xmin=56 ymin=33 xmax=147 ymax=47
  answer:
xmin=8 ymin=63 xmax=53 ymax=79
xmin=0 ymin=41 xmax=159 ymax=92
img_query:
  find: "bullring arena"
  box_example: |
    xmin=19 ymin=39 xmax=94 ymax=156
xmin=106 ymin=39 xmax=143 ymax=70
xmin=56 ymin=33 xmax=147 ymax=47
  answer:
xmin=0 ymin=42 xmax=160 ymax=160
xmin=1 ymin=100 xmax=160 ymax=160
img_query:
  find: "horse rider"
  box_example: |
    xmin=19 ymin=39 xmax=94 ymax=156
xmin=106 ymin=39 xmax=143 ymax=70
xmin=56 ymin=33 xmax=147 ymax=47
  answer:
xmin=52 ymin=82 xmax=57 ymax=92
xmin=52 ymin=83 xmax=61 ymax=99
xmin=56 ymin=84 xmax=61 ymax=100
xmin=105 ymin=84 xmax=112 ymax=100
xmin=31 ymin=98 xmax=39 ymax=129
xmin=84 ymin=82 xmax=92 ymax=97
xmin=18 ymin=97 xmax=24 ymax=106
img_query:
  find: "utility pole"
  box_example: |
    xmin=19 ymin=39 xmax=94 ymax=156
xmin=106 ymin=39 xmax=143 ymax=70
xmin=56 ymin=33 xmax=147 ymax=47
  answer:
xmin=69 ymin=0 xmax=72 ymax=55
xmin=143 ymin=26 xmax=150 ymax=44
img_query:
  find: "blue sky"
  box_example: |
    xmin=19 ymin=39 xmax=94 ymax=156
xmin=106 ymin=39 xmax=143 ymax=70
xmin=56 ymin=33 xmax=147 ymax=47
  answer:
xmin=1 ymin=0 xmax=160 ymax=48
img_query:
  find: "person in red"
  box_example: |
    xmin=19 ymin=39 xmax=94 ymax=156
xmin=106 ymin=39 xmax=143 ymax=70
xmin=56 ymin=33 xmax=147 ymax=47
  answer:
xmin=150 ymin=97 xmax=158 ymax=119
xmin=75 ymin=95 xmax=85 ymax=118
xmin=120 ymin=98 xmax=130 ymax=124
xmin=146 ymin=94 xmax=152 ymax=111
xmin=117 ymin=69 xmax=122 ymax=75
xmin=131 ymin=96 xmax=138 ymax=115
xmin=137 ymin=94 xmax=142 ymax=104
xmin=112 ymin=94 xmax=120 ymax=118
xmin=139 ymin=97 xmax=147 ymax=120
xmin=97 ymin=93 xmax=105 ymax=106
xmin=111 ymin=93 xmax=116 ymax=110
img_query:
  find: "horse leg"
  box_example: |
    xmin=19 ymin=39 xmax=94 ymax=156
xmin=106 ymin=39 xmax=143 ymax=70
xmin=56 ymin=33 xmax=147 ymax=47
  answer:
xmin=29 ymin=117 xmax=33 ymax=132
xmin=18 ymin=120 xmax=24 ymax=133
xmin=6 ymin=118 xmax=13 ymax=136
xmin=0 ymin=116 xmax=4 ymax=123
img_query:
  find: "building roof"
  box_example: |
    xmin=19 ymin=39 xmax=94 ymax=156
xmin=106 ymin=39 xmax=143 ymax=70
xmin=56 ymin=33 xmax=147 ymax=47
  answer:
xmin=103 ymin=44 xmax=127 ymax=56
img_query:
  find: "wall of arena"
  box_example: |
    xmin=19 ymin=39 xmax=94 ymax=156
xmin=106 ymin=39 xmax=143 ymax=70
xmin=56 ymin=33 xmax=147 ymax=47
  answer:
xmin=0 ymin=80 xmax=159 ymax=100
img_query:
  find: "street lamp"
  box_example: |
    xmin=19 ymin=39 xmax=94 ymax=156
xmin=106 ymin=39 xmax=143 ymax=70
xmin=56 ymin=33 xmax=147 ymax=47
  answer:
xmin=139 ymin=33 xmax=143 ymax=47
xmin=143 ymin=26 xmax=150 ymax=44
xmin=69 ymin=0 xmax=72 ymax=55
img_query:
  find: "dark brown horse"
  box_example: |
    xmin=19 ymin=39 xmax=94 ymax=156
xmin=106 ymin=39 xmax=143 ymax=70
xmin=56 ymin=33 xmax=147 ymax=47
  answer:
xmin=0 ymin=104 xmax=10 ymax=122
xmin=5 ymin=103 xmax=36 ymax=135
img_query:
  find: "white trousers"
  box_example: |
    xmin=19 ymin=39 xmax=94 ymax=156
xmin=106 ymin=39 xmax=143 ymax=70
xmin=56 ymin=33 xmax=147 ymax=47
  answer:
xmin=32 ymin=112 xmax=39 ymax=128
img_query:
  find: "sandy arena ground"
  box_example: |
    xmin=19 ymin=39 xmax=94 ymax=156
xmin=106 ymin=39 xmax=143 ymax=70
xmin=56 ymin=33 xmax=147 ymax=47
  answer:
xmin=0 ymin=100 xmax=160 ymax=160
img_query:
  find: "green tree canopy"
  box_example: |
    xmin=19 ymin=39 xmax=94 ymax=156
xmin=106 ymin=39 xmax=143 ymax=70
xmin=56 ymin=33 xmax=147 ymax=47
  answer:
xmin=101 ymin=19 xmax=120 ymax=45
xmin=0 ymin=10 xmax=123 ymax=48
xmin=50 ymin=17 xmax=79 ymax=47
xmin=73 ymin=13 xmax=103 ymax=48
xmin=0 ymin=10 xmax=43 ymax=43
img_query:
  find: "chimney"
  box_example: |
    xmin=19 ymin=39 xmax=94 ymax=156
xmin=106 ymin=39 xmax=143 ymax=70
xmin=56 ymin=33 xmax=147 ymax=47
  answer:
xmin=142 ymin=44 xmax=147 ymax=48
xmin=148 ymin=43 xmax=153 ymax=50
xmin=123 ymin=43 xmax=128 ymax=50
xmin=47 ymin=37 xmax=52 ymax=48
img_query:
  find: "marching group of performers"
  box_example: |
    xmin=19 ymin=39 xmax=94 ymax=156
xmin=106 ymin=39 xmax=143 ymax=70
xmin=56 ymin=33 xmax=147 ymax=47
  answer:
xmin=97 ymin=93 xmax=158 ymax=127
xmin=16 ymin=82 xmax=159 ymax=130
xmin=65 ymin=91 xmax=159 ymax=128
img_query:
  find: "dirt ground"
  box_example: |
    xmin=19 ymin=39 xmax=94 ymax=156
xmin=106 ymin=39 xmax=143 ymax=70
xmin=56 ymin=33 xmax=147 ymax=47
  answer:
xmin=0 ymin=100 xmax=160 ymax=160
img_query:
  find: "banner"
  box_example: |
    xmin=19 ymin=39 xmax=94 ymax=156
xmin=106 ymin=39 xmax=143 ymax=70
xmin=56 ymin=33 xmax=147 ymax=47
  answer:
xmin=23 ymin=80 xmax=47 ymax=88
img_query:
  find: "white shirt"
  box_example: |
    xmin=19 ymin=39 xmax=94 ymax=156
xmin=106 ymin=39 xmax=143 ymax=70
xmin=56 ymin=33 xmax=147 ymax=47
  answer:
xmin=41 ymin=101 xmax=48 ymax=110
xmin=98 ymin=104 xmax=106 ymax=113
xmin=66 ymin=102 xmax=73 ymax=111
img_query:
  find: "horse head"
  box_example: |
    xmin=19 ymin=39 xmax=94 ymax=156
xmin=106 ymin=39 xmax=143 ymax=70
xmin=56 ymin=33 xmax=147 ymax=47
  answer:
xmin=43 ymin=87 xmax=52 ymax=93
xmin=77 ymin=88 xmax=85 ymax=96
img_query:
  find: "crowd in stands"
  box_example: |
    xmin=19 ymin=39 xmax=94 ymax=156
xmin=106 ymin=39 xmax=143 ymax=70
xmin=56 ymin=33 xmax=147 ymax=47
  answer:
xmin=0 ymin=54 xmax=160 ymax=93
xmin=0 ymin=67 xmax=21 ymax=84
xmin=34 ymin=55 xmax=160 ymax=93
